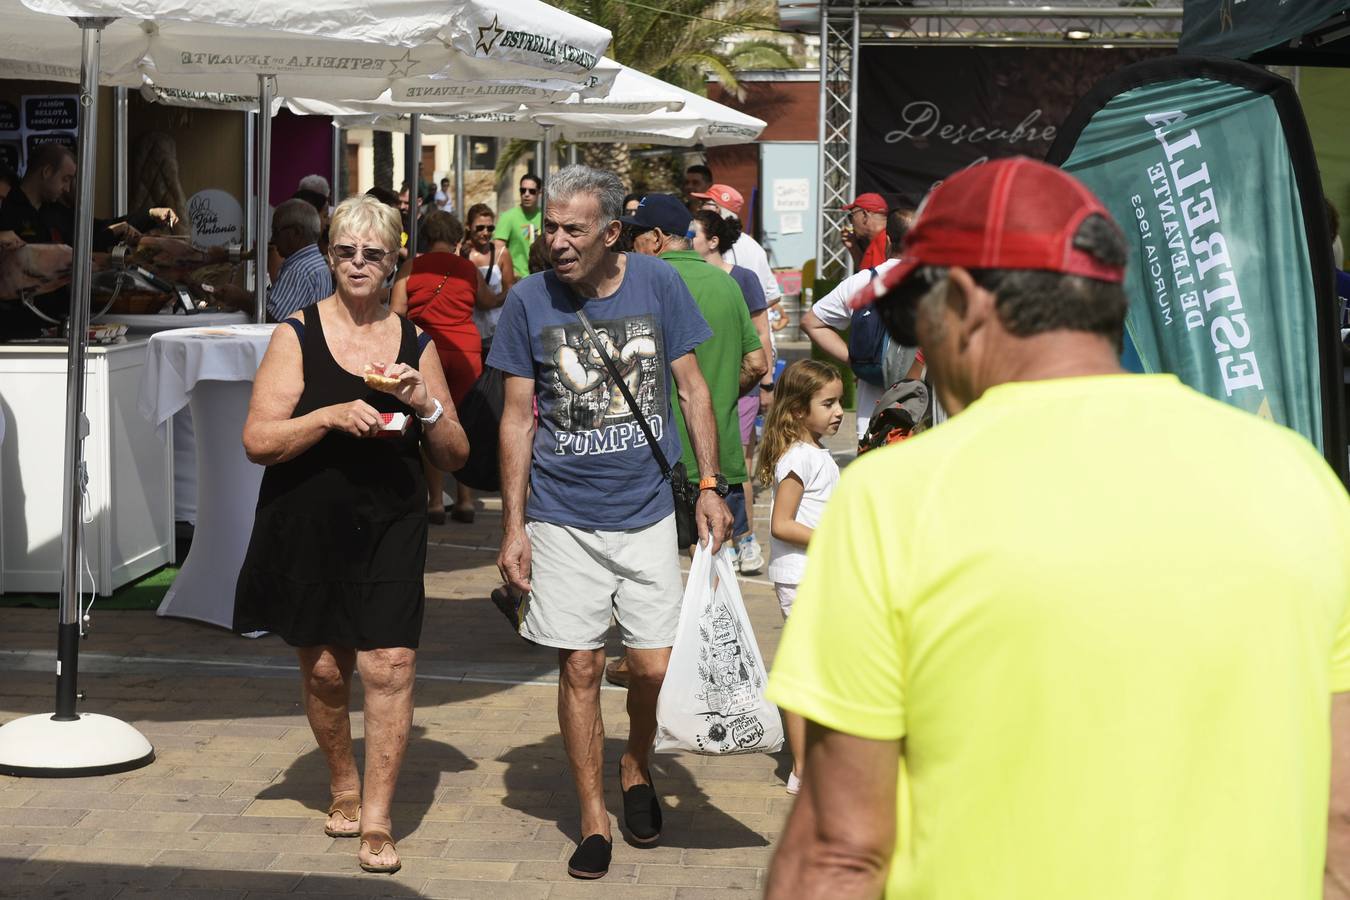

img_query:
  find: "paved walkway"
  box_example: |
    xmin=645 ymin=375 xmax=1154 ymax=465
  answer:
xmin=0 ymin=419 xmax=857 ymax=898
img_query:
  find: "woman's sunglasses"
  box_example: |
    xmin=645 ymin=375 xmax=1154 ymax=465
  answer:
xmin=472 ymin=224 xmax=494 ymax=232
xmin=331 ymin=244 xmax=392 ymax=264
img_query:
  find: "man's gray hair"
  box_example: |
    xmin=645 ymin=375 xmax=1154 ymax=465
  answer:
xmin=297 ymin=174 xmax=330 ymax=199
xmin=545 ymin=165 xmax=624 ymax=225
xmin=273 ymin=198 xmax=321 ymax=243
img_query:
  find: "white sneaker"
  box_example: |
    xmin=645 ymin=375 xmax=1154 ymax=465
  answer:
xmin=786 ymin=772 xmax=801 ymax=795
xmin=736 ymin=533 xmax=764 ymax=575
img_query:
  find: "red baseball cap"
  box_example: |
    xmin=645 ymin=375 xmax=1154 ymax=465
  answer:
xmin=843 ymin=192 xmax=888 ymax=214
xmin=851 ymin=157 xmax=1125 ymax=312
xmin=690 ymin=183 xmax=743 ymax=216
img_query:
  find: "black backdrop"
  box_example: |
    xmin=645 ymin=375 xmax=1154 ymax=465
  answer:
xmin=856 ymin=46 xmax=1168 ymax=205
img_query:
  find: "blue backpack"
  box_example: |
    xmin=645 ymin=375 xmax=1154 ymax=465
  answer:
xmin=848 ymin=267 xmax=888 ymax=387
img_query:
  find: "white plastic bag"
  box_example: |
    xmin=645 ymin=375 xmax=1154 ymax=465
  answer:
xmin=654 ymin=543 xmax=785 ymax=755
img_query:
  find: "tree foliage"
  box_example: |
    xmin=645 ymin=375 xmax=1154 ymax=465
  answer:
xmin=493 ymin=0 xmax=795 ymax=184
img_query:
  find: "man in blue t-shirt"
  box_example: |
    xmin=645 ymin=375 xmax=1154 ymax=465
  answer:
xmin=487 ymin=165 xmax=733 ymax=881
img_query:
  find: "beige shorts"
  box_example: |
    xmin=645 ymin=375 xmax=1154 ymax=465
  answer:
xmin=774 ymin=583 xmax=797 ymax=618
xmin=521 ymin=514 xmax=683 ymax=651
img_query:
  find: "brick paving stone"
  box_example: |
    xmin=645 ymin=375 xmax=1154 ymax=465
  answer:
xmin=0 ymin=788 xmax=36 ymax=808
xmin=443 ymin=839 xmax=567 ymax=861
xmin=0 ymin=806 xmax=88 ymax=827
xmin=416 ymin=821 xmax=541 ymax=841
xmin=545 ymin=883 xmax=676 ymax=900
xmin=170 ymin=868 xmax=306 ymax=893
xmin=238 ymin=798 xmax=316 ymax=819
xmin=117 ymin=889 xmax=247 ymax=900
xmin=78 ymin=809 xmax=202 ymax=833
xmin=636 ymin=863 xmax=761 ymax=889
xmin=205 ymin=832 xmax=335 ymax=855
xmin=0 ymin=826 xmax=98 ymax=846
xmin=423 ymin=878 xmax=551 ymax=900
xmin=86 ymin=829 xmax=217 ymax=852
xmin=130 ymin=794 xmax=253 ymax=815
xmin=288 ymin=872 xmax=427 ymax=896
xmin=0 ymin=841 xmax=41 ymax=861
xmin=513 ymin=859 xmax=639 ymax=883
xmin=34 ymin=845 xmax=167 ymax=866
xmin=190 ymin=814 xmax=316 ymax=835
xmin=111 ymin=777 xmax=234 ymax=797
xmin=164 ymin=765 xmax=283 ymax=784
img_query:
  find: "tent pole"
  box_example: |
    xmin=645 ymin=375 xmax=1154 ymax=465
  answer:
xmin=540 ymin=126 xmax=553 ymax=195
xmin=454 ymin=134 xmax=465 ymax=218
xmin=568 ymin=142 xmax=577 ymax=167
xmin=0 ymin=17 xmax=154 ymax=778
xmin=331 ymin=121 xmax=341 ymax=202
xmin=55 ymin=16 xmax=112 ymax=723
xmin=112 ymin=86 xmax=128 ymax=217
xmin=407 ymin=113 xmax=421 ymax=254
xmin=243 ymin=110 xmax=256 ymax=294
xmin=254 ymin=75 xmax=275 ymax=323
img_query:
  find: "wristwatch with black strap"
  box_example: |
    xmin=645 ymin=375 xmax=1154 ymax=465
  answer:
xmin=698 ymin=473 xmax=731 ymax=498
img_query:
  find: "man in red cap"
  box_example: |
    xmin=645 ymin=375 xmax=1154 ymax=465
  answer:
xmin=763 ymin=157 xmax=1350 ymax=900
xmin=842 ymin=192 xmax=890 ymax=269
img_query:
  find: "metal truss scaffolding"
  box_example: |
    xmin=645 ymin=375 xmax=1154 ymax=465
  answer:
xmin=814 ymin=0 xmax=1183 ymax=280
xmin=817 ymin=6 xmax=859 ymax=281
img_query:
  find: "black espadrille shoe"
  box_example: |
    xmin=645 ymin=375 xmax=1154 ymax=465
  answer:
xmin=567 ymin=834 xmax=612 ymax=879
xmin=621 ymin=773 xmax=662 ymax=845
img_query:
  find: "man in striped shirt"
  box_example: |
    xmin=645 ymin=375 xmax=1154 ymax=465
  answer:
xmin=219 ymin=198 xmax=331 ymax=322
xmin=265 ymin=199 xmax=333 ymax=321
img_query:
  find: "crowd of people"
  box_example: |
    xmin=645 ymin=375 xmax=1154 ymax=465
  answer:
xmin=5 ymin=137 xmax=1350 ymax=896
xmin=224 ymin=155 xmax=1350 ymax=899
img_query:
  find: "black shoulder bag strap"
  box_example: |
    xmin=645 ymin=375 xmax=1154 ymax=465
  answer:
xmin=565 ymin=294 xmax=675 ymax=483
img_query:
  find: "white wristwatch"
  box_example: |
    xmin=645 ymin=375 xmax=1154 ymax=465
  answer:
xmin=418 ymin=397 xmax=444 ymax=427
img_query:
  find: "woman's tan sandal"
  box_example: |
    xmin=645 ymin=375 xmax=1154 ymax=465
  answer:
xmin=324 ymin=791 xmax=361 ymax=838
xmin=359 ymin=830 xmax=401 ymax=874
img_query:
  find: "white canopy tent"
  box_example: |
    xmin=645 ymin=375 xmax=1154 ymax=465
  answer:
xmin=296 ymin=63 xmax=765 ymax=195
xmin=0 ymin=0 xmax=611 ymax=778
xmin=21 ymin=0 xmax=613 ymax=96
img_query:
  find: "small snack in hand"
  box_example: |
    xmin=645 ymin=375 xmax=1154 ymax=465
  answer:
xmin=363 ymin=363 xmax=402 ymax=390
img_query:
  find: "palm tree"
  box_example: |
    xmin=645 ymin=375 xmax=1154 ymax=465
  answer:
xmin=373 ymin=131 xmax=394 ymax=191
xmin=494 ymin=0 xmax=794 ymax=187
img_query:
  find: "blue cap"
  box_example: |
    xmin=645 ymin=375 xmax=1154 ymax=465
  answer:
xmin=619 ymin=193 xmax=692 ymax=236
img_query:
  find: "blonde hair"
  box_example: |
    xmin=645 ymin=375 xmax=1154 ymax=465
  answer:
xmin=328 ymin=194 xmax=401 ymax=255
xmin=755 ymin=360 xmax=844 ymax=488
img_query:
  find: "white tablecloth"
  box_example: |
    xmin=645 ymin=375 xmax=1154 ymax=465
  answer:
xmin=100 ymin=310 xmax=250 ymax=335
xmin=104 ymin=311 xmax=248 ymax=522
xmin=140 ymin=324 xmax=276 ymax=630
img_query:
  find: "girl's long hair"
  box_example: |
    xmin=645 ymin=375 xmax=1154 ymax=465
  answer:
xmin=756 ymin=360 xmax=843 ymax=488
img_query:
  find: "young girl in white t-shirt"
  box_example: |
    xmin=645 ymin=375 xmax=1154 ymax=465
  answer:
xmin=756 ymin=359 xmax=844 ymax=794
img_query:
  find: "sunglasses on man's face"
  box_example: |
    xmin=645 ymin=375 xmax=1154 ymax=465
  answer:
xmin=520 ymin=187 xmax=539 ymax=196
xmin=472 ymin=224 xmax=494 ymax=232
xmin=331 ymin=244 xmax=392 ymax=264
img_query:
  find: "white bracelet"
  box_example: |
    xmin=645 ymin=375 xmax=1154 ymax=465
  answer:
xmin=418 ymin=397 xmax=444 ymax=427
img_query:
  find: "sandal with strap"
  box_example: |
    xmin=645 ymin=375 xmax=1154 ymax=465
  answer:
xmin=324 ymin=791 xmax=361 ymax=838
xmin=359 ymin=829 xmax=401 ymax=874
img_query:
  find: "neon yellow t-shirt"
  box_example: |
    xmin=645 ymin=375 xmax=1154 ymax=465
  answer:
xmin=767 ymin=374 xmax=1350 ymax=900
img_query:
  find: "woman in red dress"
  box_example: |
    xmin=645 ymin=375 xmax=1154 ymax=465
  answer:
xmin=391 ymin=211 xmax=500 ymax=523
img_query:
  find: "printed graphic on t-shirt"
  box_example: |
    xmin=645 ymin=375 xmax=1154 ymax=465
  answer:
xmin=540 ymin=314 xmax=667 ymax=456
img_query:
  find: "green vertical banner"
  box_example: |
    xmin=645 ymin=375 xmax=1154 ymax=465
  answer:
xmin=1047 ymin=57 xmax=1347 ymax=482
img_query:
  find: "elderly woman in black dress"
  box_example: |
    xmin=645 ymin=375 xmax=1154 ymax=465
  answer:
xmin=235 ymin=194 xmax=468 ymax=874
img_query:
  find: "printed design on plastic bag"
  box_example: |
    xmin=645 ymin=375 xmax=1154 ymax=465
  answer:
xmin=692 ymin=590 xmax=772 ymax=753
